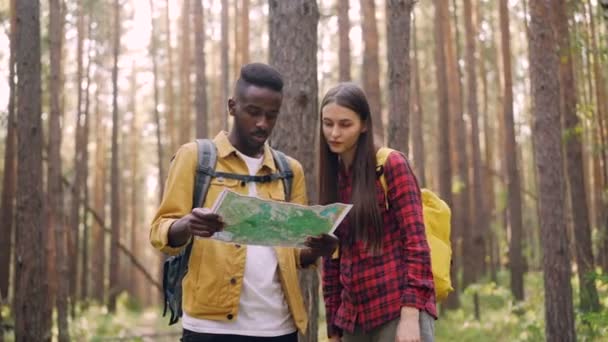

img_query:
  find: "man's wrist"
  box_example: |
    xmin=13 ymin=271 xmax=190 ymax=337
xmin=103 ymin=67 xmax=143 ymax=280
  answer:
xmin=168 ymin=219 xmax=191 ymax=247
xmin=299 ymin=248 xmax=320 ymax=268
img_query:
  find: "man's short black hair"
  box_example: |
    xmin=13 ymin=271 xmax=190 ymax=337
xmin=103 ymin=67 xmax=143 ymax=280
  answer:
xmin=235 ymin=63 xmax=284 ymax=97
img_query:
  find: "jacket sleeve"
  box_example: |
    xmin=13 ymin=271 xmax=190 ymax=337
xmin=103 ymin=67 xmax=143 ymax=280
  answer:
xmin=150 ymin=142 xmax=197 ymax=255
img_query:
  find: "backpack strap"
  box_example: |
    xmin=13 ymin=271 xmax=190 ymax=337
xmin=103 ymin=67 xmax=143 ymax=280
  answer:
xmin=182 ymin=139 xmax=218 ymax=280
xmin=270 ymin=149 xmax=294 ymax=202
xmin=209 ymin=171 xmax=287 ymax=184
xmin=376 ymin=147 xmax=396 ymax=210
xmin=194 ymin=139 xmax=219 ymax=208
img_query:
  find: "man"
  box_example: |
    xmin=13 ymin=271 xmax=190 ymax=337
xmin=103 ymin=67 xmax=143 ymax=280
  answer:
xmin=150 ymin=63 xmax=337 ymax=342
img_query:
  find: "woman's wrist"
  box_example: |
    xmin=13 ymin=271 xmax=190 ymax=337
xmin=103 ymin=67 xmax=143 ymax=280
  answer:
xmin=400 ymin=306 xmax=420 ymax=319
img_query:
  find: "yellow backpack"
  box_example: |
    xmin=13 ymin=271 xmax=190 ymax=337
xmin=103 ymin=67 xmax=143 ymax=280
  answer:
xmin=377 ymin=147 xmax=454 ymax=302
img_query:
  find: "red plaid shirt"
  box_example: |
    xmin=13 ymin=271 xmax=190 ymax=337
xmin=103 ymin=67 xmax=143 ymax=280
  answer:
xmin=322 ymin=150 xmax=436 ymax=335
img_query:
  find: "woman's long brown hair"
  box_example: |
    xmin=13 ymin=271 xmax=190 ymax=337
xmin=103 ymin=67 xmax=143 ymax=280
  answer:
xmin=318 ymin=83 xmax=383 ymax=253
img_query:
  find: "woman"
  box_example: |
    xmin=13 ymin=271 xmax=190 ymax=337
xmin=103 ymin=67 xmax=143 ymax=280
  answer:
xmin=319 ymin=83 xmax=436 ymax=342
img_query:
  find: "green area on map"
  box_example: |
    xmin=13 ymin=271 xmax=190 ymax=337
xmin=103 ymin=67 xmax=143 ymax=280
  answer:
xmin=211 ymin=189 xmax=351 ymax=247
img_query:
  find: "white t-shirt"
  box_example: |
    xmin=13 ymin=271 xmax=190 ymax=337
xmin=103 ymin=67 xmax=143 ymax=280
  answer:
xmin=182 ymin=151 xmax=296 ymax=337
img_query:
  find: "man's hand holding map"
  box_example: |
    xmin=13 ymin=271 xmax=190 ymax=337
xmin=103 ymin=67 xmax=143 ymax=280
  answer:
xmin=207 ymin=189 xmax=352 ymax=247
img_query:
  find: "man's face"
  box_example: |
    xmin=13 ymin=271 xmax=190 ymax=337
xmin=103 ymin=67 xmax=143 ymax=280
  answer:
xmin=229 ymin=85 xmax=282 ymax=152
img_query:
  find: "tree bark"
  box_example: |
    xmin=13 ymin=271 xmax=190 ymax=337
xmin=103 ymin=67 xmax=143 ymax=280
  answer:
xmin=164 ymin=0 xmax=176 ymax=153
xmin=240 ymin=0 xmax=250 ymax=64
xmin=14 ymin=0 xmax=47 ymax=339
xmin=128 ymin=65 xmax=142 ymax=301
xmin=48 ymin=0 xmax=69 ymax=339
xmin=269 ymin=2 xmax=319 ymax=340
xmin=479 ymin=24 xmax=498 ymax=284
xmin=552 ymin=0 xmax=600 ymax=313
xmin=447 ymin=0 xmax=473 ymax=289
xmin=194 ymin=0 xmax=208 ymax=139
xmin=529 ymin=1 xmax=576 ymax=340
xmin=221 ymin=0 xmax=230 ymax=131
xmin=179 ymin=0 xmax=193 ymax=144
xmin=91 ymin=67 xmax=107 ymax=304
xmin=69 ymin=1 xmax=86 ymax=314
xmin=80 ymin=16 xmax=93 ymax=305
xmin=433 ymin=0 xmax=457 ymax=308
xmin=108 ymin=0 xmax=121 ymax=313
xmin=411 ymin=12 xmax=425 ymax=186
xmin=462 ymin=0 xmax=485 ymax=289
xmin=386 ymin=0 xmax=414 ymax=153
xmin=233 ymin=0 xmax=240 ymax=73
xmin=0 ymin=0 xmax=17 ymax=303
xmin=359 ymin=0 xmax=383 ymax=142
xmin=499 ymin=0 xmax=525 ymax=301
xmin=480 ymin=1 xmax=498 ymax=281
xmin=149 ymin=0 xmax=165 ymax=200
xmin=337 ymin=0 xmax=351 ymax=82
xmin=587 ymin=0 xmax=608 ymax=271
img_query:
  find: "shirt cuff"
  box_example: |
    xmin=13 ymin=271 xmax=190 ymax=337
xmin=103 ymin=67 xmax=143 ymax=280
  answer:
xmin=401 ymin=287 xmax=429 ymax=312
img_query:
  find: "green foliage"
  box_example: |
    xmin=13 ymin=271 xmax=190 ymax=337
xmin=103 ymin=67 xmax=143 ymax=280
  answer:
xmin=434 ymin=271 xmax=608 ymax=341
xmin=69 ymin=292 xmax=179 ymax=341
xmin=1 ymin=303 xmax=13 ymax=342
xmin=452 ymin=175 xmax=466 ymax=195
xmin=577 ymin=271 xmax=608 ymax=340
xmin=435 ymin=273 xmax=545 ymax=342
xmin=562 ymin=123 xmax=584 ymax=145
xmin=4 ymin=274 xmax=607 ymax=341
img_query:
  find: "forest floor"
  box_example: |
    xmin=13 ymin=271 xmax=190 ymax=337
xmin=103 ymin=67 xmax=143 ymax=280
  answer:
xmin=2 ymin=270 xmax=607 ymax=341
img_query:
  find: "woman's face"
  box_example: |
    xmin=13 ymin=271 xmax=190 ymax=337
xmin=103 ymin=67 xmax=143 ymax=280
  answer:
xmin=321 ymin=103 xmax=366 ymax=157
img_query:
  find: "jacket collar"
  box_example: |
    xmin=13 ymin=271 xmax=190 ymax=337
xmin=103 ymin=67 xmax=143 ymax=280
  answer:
xmin=213 ymin=131 xmax=278 ymax=172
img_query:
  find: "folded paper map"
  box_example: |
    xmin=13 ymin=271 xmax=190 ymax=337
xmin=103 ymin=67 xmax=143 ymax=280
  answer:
xmin=208 ymin=189 xmax=352 ymax=247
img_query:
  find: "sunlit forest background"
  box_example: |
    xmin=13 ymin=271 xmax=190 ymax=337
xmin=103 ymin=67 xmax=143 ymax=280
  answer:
xmin=1 ymin=0 xmax=608 ymax=341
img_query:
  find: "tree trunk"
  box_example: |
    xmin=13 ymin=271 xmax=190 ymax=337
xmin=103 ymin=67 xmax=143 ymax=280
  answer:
xmin=14 ymin=0 xmax=47 ymax=339
xmin=164 ymin=0 xmax=176 ymax=154
xmin=48 ymin=0 xmax=69 ymax=339
xmin=194 ymin=0 xmax=208 ymax=139
xmin=552 ymin=0 xmax=600 ymax=313
xmin=481 ymin=0 xmax=499 ymax=279
xmin=478 ymin=1 xmax=502 ymax=281
xmin=80 ymin=17 xmax=93 ymax=305
xmin=108 ymin=0 xmax=121 ymax=313
xmin=128 ymin=65 xmax=142 ymax=301
xmin=221 ymin=0 xmax=230 ymax=131
xmin=359 ymin=0 xmax=383 ymax=143
xmin=447 ymin=0 xmax=473 ymax=289
xmin=433 ymin=0 xmax=457 ymax=309
xmin=241 ymin=0 xmax=250 ymax=64
xmin=499 ymin=0 xmax=525 ymax=301
xmin=149 ymin=0 xmax=165 ymax=200
xmin=91 ymin=68 xmax=107 ymax=305
xmin=337 ymin=0 xmax=351 ymax=82
xmin=386 ymin=0 xmax=414 ymax=153
xmin=462 ymin=0 xmax=485 ymax=290
xmin=233 ymin=0 xmax=240 ymax=73
xmin=69 ymin=1 xmax=86 ymax=314
xmin=0 ymin=0 xmax=17 ymax=303
xmin=587 ymin=0 xmax=608 ymax=271
xmin=411 ymin=12 xmax=425 ymax=186
xmin=179 ymin=0 xmax=193 ymax=145
xmin=529 ymin=1 xmax=576 ymax=340
xmin=269 ymin=2 xmax=319 ymax=340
